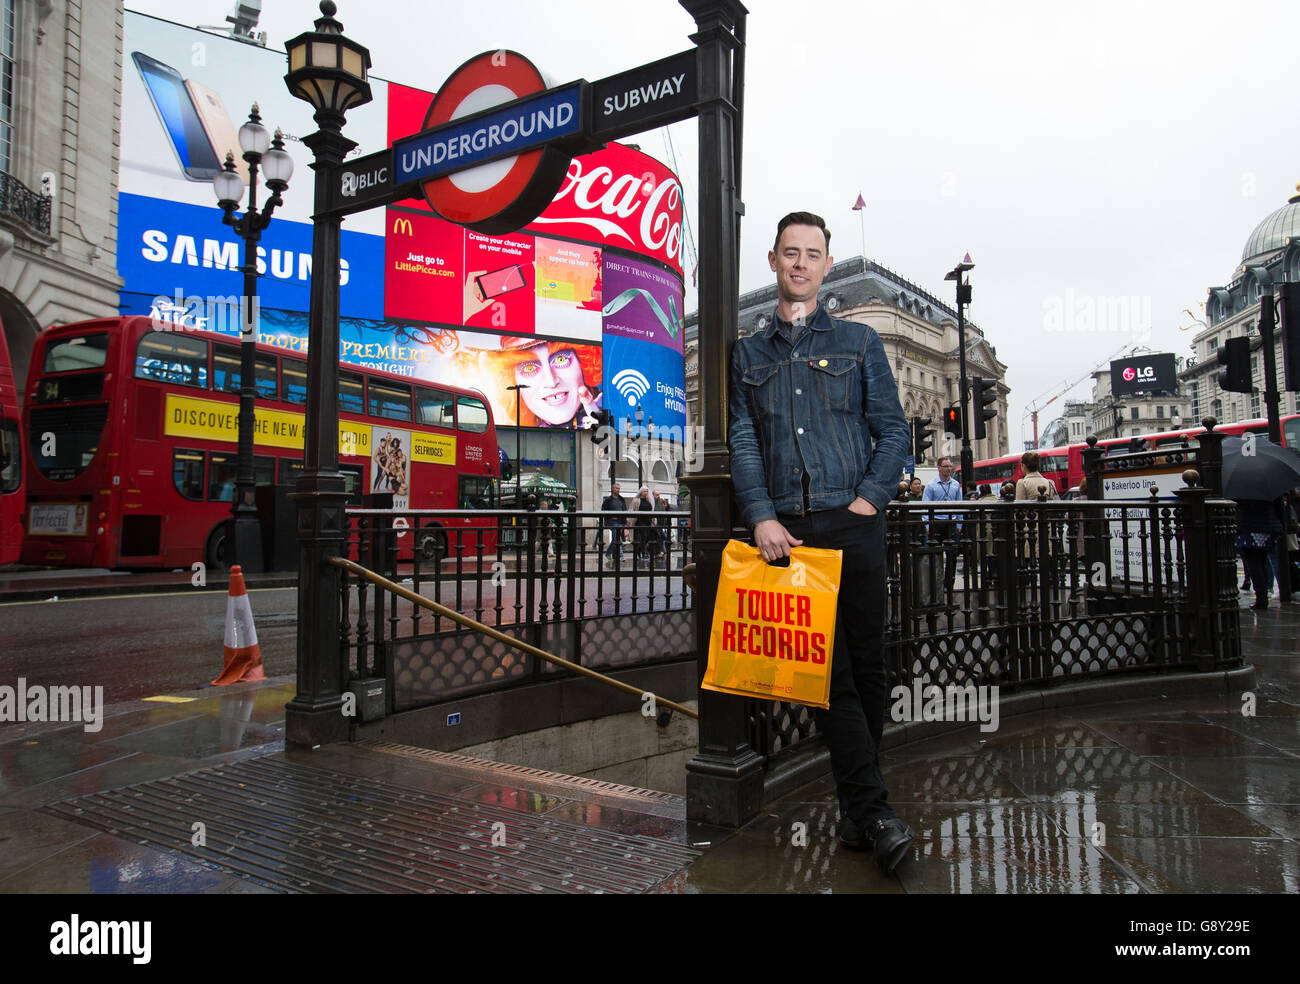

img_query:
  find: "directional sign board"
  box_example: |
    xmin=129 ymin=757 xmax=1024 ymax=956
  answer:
xmin=589 ymin=49 xmax=698 ymax=141
xmin=325 ymin=48 xmax=701 ymax=232
xmin=331 ymin=148 xmax=396 ymax=214
xmin=394 ymin=83 xmax=583 ymax=186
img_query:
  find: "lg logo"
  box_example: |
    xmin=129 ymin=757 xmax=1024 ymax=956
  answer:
xmin=1122 ymin=365 xmax=1155 ymax=382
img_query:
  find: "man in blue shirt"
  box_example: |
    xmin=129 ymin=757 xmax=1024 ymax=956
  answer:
xmin=729 ymin=211 xmax=913 ymax=874
xmin=922 ymin=457 xmax=964 ymax=595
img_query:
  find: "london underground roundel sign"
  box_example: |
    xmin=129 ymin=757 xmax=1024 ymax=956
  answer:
xmin=421 ymin=51 xmax=573 ymax=235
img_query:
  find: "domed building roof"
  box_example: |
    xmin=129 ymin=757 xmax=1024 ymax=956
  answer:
xmin=1241 ymin=184 xmax=1300 ymax=264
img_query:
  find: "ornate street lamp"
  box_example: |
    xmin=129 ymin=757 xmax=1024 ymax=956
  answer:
xmin=282 ymin=0 xmax=371 ymax=747
xmin=213 ymin=105 xmax=293 ymax=573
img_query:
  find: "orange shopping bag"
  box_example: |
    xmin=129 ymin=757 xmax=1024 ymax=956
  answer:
xmin=702 ymin=539 xmax=843 ymax=709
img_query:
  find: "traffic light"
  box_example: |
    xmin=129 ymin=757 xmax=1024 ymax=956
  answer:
xmin=589 ymin=409 xmax=612 ymax=444
xmin=1216 ymin=336 xmax=1252 ymax=393
xmin=943 ymin=405 xmax=961 ymax=437
xmin=912 ymin=416 xmax=933 ymax=463
xmin=1281 ymin=282 xmax=1300 ymax=392
xmin=972 ymin=376 xmax=998 ymax=440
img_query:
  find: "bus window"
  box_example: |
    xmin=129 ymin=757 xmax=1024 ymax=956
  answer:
xmin=208 ymin=454 xmax=237 ymax=501
xmin=44 ymin=333 xmax=109 ymax=373
xmin=459 ymin=475 xmax=495 ymax=509
xmin=213 ymin=345 xmax=241 ymax=393
xmin=416 ymin=386 xmax=456 ymax=429
xmin=369 ymin=380 xmax=411 ymax=421
xmin=279 ymin=458 xmax=303 ymax=487
xmin=0 ymin=418 xmax=19 ymax=493
xmin=282 ymin=360 xmax=308 ymax=405
xmin=206 ymin=453 xmax=274 ymax=499
xmin=173 ymin=449 xmax=205 ymax=500
xmin=340 ymin=371 xmax=364 ymax=414
xmin=254 ymin=354 xmax=278 ymax=400
xmin=136 ymin=332 xmax=209 ymax=388
xmin=1284 ymin=417 xmax=1299 ymax=450
xmin=211 ymin=347 xmax=278 ymax=400
xmin=457 ymin=395 xmax=489 ymax=434
xmin=340 ymin=464 xmax=363 ymax=500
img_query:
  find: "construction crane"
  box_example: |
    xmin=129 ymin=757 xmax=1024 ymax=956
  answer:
xmin=1023 ymin=342 xmax=1150 ymax=447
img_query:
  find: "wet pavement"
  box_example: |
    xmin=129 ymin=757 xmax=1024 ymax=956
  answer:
xmin=0 ymin=594 xmax=1295 ymax=894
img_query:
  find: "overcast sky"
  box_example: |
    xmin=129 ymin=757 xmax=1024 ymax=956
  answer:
xmin=127 ymin=0 xmax=1300 ymax=448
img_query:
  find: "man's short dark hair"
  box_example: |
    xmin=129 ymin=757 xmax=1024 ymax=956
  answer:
xmin=774 ymin=211 xmax=831 ymax=252
xmin=937 ymin=456 xmax=954 ymax=468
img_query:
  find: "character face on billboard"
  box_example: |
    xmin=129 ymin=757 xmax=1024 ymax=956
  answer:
xmin=515 ymin=344 xmax=586 ymax=425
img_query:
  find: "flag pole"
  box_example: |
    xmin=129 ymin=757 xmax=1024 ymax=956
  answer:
xmin=852 ymin=191 xmax=867 ymax=274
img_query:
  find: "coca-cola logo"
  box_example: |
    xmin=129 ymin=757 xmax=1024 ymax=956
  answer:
xmin=529 ymin=146 xmax=683 ymax=275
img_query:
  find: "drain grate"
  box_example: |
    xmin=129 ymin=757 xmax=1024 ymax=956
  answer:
xmin=358 ymin=740 xmax=686 ymax=817
xmin=42 ymin=756 xmax=700 ymax=894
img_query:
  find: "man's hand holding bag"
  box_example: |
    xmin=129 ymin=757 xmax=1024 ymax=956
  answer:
xmin=703 ymin=539 xmax=842 ymax=709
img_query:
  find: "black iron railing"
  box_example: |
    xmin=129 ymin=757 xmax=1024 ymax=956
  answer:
xmin=747 ymin=491 xmax=1243 ymax=764
xmin=334 ymin=507 xmax=693 ymax=712
xmin=0 ymin=171 xmax=53 ymax=236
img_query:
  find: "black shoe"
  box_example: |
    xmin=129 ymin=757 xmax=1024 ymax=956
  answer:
xmin=837 ymin=817 xmax=874 ymax=852
xmin=1251 ymin=600 xmax=1268 ymax=610
xmin=870 ymin=817 xmax=914 ymax=875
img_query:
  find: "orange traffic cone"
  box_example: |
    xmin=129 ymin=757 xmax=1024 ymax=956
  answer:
xmin=212 ymin=565 xmax=267 ymax=686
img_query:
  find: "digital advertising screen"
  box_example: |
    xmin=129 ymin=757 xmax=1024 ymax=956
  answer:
xmin=1110 ymin=353 xmax=1178 ymax=398
xmin=119 ymin=12 xmax=685 ymax=437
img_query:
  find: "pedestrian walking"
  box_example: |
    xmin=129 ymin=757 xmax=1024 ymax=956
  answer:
xmin=601 ymin=483 xmax=628 ymax=565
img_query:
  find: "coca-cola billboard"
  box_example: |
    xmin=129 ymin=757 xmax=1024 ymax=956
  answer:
xmin=528 ymin=143 xmax=683 ymax=277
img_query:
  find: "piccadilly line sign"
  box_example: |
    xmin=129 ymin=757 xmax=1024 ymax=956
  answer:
xmin=326 ymin=49 xmax=699 ymax=222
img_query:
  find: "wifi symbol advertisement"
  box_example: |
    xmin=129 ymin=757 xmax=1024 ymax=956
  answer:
xmin=611 ymin=368 xmax=651 ymax=407
xmin=601 ymin=334 xmax=686 ymax=431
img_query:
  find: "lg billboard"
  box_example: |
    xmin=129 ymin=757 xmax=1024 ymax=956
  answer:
xmin=1110 ymin=354 xmax=1178 ymax=398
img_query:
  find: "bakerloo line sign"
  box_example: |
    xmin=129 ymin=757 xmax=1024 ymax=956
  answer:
xmin=327 ymin=47 xmax=698 ymax=234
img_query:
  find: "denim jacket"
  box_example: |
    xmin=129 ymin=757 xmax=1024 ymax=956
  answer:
xmin=729 ymin=304 xmax=910 ymax=525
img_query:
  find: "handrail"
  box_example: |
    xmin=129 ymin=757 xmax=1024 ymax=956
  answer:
xmin=327 ymin=555 xmax=698 ymax=720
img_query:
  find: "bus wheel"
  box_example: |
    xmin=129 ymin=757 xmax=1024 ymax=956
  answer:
xmin=205 ymin=522 xmax=232 ymax=571
xmin=416 ymin=525 xmax=447 ymax=564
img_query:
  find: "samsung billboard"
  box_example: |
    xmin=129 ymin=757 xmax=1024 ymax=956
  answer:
xmin=1110 ymin=354 xmax=1178 ymax=398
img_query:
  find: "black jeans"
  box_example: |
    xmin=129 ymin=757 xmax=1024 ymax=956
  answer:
xmin=781 ymin=507 xmax=894 ymax=827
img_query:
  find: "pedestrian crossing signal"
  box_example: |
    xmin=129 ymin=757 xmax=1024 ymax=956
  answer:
xmin=943 ymin=406 xmax=961 ymax=437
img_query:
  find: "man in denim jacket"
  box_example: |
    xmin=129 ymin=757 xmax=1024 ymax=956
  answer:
xmin=729 ymin=211 xmax=913 ymax=873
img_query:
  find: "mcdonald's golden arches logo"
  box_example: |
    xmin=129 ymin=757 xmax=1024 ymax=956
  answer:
xmin=392 ymin=217 xmax=414 ymax=236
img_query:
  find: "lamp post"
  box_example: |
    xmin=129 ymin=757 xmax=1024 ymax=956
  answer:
xmin=944 ymin=254 xmax=974 ymax=495
xmin=626 ymin=404 xmax=652 ymax=487
xmin=282 ymin=0 xmax=372 ymax=748
xmin=506 ymin=383 xmax=529 ymax=506
xmin=213 ymin=106 xmax=293 ymax=574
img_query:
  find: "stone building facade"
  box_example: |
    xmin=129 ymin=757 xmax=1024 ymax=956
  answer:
xmin=0 ymin=0 xmax=123 ymax=393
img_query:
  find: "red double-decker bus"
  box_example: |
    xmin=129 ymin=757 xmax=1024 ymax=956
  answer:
xmin=0 ymin=321 xmax=24 ymax=565
xmin=21 ymin=316 xmax=500 ymax=569
xmin=972 ymin=413 xmax=1300 ymax=497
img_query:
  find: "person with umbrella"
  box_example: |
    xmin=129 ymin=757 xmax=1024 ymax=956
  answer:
xmin=1222 ymin=435 xmax=1300 ymax=606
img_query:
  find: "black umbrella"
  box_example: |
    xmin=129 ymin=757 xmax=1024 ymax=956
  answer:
xmin=1220 ymin=436 xmax=1300 ymax=500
